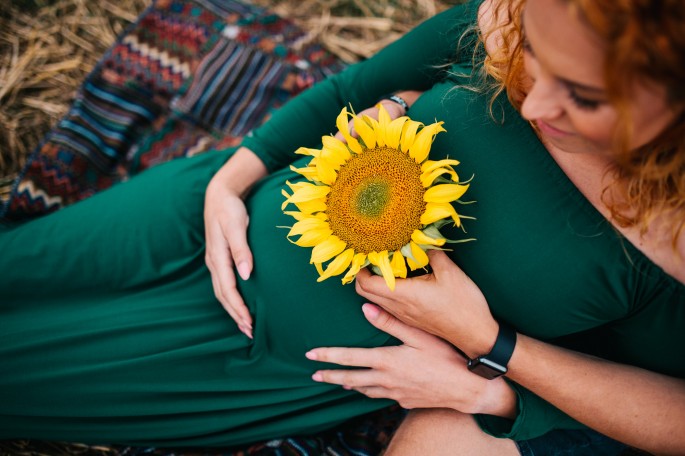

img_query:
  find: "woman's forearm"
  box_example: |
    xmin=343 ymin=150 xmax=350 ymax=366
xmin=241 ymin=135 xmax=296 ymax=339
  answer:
xmin=507 ymin=334 xmax=685 ymax=455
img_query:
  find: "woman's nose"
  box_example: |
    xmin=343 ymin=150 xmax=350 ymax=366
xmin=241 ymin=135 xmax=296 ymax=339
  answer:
xmin=520 ymin=77 xmax=564 ymax=122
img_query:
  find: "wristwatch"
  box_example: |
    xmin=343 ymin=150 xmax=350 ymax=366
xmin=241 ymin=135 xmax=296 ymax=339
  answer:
xmin=467 ymin=322 xmax=517 ymax=380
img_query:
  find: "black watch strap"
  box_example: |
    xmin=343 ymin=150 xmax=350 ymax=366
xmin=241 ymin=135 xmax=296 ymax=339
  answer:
xmin=467 ymin=322 xmax=517 ymax=380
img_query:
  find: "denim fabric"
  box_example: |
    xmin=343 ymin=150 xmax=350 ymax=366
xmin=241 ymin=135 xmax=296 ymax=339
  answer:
xmin=515 ymin=428 xmax=630 ymax=456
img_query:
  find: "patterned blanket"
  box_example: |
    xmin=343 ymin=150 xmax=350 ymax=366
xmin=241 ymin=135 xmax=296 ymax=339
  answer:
xmin=0 ymin=0 xmax=405 ymax=453
xmin=1 ymin=0 xmax=343 ymax=221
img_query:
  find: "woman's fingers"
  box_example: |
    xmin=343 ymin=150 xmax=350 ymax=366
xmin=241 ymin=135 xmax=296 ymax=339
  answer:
xmin=361 ymin=303 xmax=433 ymax=347
xmin=205 ymin=217 xmax=253 ymax=337
xmin=224 ymin=213 xmax=253 ymax=281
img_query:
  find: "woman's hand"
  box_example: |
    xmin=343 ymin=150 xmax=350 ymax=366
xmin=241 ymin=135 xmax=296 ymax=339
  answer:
xmin=204 ymin=146 xmax=267 ymax=338
xmin=355 ymin=250 xmax=499 ymax=359
xmin=306 ymin=304 xmax=516 ymax=417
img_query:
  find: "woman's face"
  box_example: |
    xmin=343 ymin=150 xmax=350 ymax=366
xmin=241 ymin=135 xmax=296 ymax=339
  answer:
xmin=520 ymin=0 xmax=677 ymax=157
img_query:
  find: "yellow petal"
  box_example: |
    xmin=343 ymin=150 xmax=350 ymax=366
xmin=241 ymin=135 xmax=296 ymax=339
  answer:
xmin=294 ymin=198 xmax=327 ymax=215
xmin=353 ymin=114 xmax=377 ymax=149
xmin=286 ymin=180 xmax=314 ymax=192
xmin=411 ymin=229 xmax=446 ymax=246
xmin=400 ymin=119 xmax=422 ymax=153
xmin=342 ymin=253 xmax=368 ymax=285
xmin=317 ymin=248 xmax=355 ymax=282
xmin=287 ymin=217 xmax=330 ymax=237
xmin=385 ymin=116 xmax=408 ymax=149
xmin=290 ymin=164 xmax=319 ymax=181
xmin=420 ymin=167 xmax=458 ymax=187
xmin=293 ymin=229 xmax=333 ymax=247
xmin=409 ymin=241 xmax=430 ymax=269
xmin=336 ymin=108 xmax=363 ymax=154
xmin=316 ymin=156 xmax=338 ymax=185
xmin=283 ymin=210 xmax=306 ymax=221
xmin=368 ymin=250 xmax=396 ymax=291
xmin=390 ymin=250 xmax=407 ymax=279
xmin=322 ymin=136 xmax=352 ymax=164
xmin=362 ymin=111 xmax=390 ymax=147
xmin=295 ymin=146 xmax=321 ymax=158
xmin=424 ymin=183 xmax=470 ymax=203
xmin=310 ymin=235 xmax=347 ymax=264
xmin=421 ymin=202 xmax=462 ymax=227
xmin=408 ymin=122 xmax=446 ymax=164
xmin=288 ymin=183 xmax=330 ymax=204
xmin=421 ymin=158 xmax=460 ymax=174
xmin=283 ymin=209 xmax=326 ymax=223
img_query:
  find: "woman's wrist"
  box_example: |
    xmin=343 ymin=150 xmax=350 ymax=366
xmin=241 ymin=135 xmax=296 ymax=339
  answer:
xmin=378 ymin=90 xmax=423 ymax=115
xmin=473 ymin=377 xmax=518 ymax=419
xmin=211 ymin=146 xmax=268 ymax=198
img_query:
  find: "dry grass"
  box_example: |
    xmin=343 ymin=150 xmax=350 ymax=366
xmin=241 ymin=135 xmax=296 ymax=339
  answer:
xmin=0 ymin=0 xmax=458 ymax=183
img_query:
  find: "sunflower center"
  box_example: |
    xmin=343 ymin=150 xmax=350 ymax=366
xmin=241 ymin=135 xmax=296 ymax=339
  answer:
xmin=326 ymin=146 xmax=426 ymax=253
xmin=354 ymin=179 xmax=390 ymax=219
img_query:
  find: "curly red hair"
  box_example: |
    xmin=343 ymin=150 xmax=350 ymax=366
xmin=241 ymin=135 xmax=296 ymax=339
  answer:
xmin=481 ymin=0 xmax=685 ymax=244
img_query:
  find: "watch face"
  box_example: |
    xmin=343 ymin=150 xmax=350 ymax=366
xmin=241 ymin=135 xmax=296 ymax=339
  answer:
xmin=467 ymin=357 xmax=507 ymax=380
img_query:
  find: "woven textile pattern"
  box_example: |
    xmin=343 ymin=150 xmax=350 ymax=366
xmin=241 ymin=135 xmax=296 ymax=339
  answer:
xmin=0 ymin=0 xmax=343 ymax=222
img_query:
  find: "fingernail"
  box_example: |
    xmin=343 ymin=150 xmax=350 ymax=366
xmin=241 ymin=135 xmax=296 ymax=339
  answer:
xmin=362 ymin=303 xmax=380 ymax=321
xmin=237 ymin=262 xmax=251 ymax=281
xmin=312 ymin=372 xmax=322 ymax=382
xmin=238 ymin=324 xmax=253 ymax=339
xmin=305 ymin=350 xmax=317 ymax=360
xmin=242 ymin=319 xmax=253 ymax=330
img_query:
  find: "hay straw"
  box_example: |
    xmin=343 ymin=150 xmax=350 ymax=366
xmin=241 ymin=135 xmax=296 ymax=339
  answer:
xmin=0 ymin=0 xmax=149 ymax=179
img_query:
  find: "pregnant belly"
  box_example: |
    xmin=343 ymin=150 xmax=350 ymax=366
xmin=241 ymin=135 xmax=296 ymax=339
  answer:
xmin=239 ymin=166 xmax=393 ymax=364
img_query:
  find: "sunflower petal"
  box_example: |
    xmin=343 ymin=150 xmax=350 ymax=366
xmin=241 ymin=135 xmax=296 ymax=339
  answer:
xmin=287 ymin=217 xmax=330 ymax=237
xmin=288 ymin=183 xmax=330 ymax=204
xmin=421 ymin=158 xmax=460 ymax=173
xmin=385 ymin=116 xmax=408 ymax=149
xmin=409 ymin=241 xmax=430 ymax=269
xmin=368 ymin=250 xmax=396 ymax=291
xmin=292 ymin=229 xmax=333 ymax=247
xmin=408 ymin=121 xmax=446 ymax=163
xmin=310 ymin=235 xmax=347 ymax=264
xmin=322 ymin=136 xmax=352 ymax=164
xmin=421 ymin=202 xmax=462 ymax=227
xmin=295 ymin=146 xmax=321 ymax=158
xmin=317 ymin=248 xmax=355 ymax=282
xmin=336 ymin=108 xmax=363 ymax=154
xmin=390 ymin=250 xmax=408 ymax=279
xmin=316 ymin=156 xmax=338 ymax=185
xmin=424 ymin=183 xmax=470 ymax=203
xmin=411 ymin=229 xmax=446 ymax=246
xmin=341 ymin=253 xmax=368 ymax=285
xmin=290 ymin=164 xmax=319 ymax=181
xmin=294 ymin=198 xmax=328 ymax=215
xmin=364 ymin=115 xmax=383 ymax=147
xmin=354 ymin=114 xmax=377 ymax=149
xmin=420 ymin=163 xmax=460 ymax=186
xmin=400 ymin=119 xmax=422 ymax=153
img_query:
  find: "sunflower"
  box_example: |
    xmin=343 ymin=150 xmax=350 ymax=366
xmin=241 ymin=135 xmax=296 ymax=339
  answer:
xmin=281 ymin=103 xmax=472 ymax=290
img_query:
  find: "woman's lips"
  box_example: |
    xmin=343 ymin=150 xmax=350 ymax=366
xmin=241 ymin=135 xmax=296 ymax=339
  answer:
xmin=536 ymin=119 xmax=572 ymax=137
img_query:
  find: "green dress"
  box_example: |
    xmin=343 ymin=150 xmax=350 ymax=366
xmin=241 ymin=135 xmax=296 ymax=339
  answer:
xmin=1 ymin=0 xmax=683 ymax=446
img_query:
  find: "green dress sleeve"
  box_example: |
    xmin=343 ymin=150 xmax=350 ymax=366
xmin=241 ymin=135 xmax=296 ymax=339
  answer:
xmin=475 ymin=381 xmax=587 ymax=441
xmin=240 ymin=0 xmax=482 ymax=172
